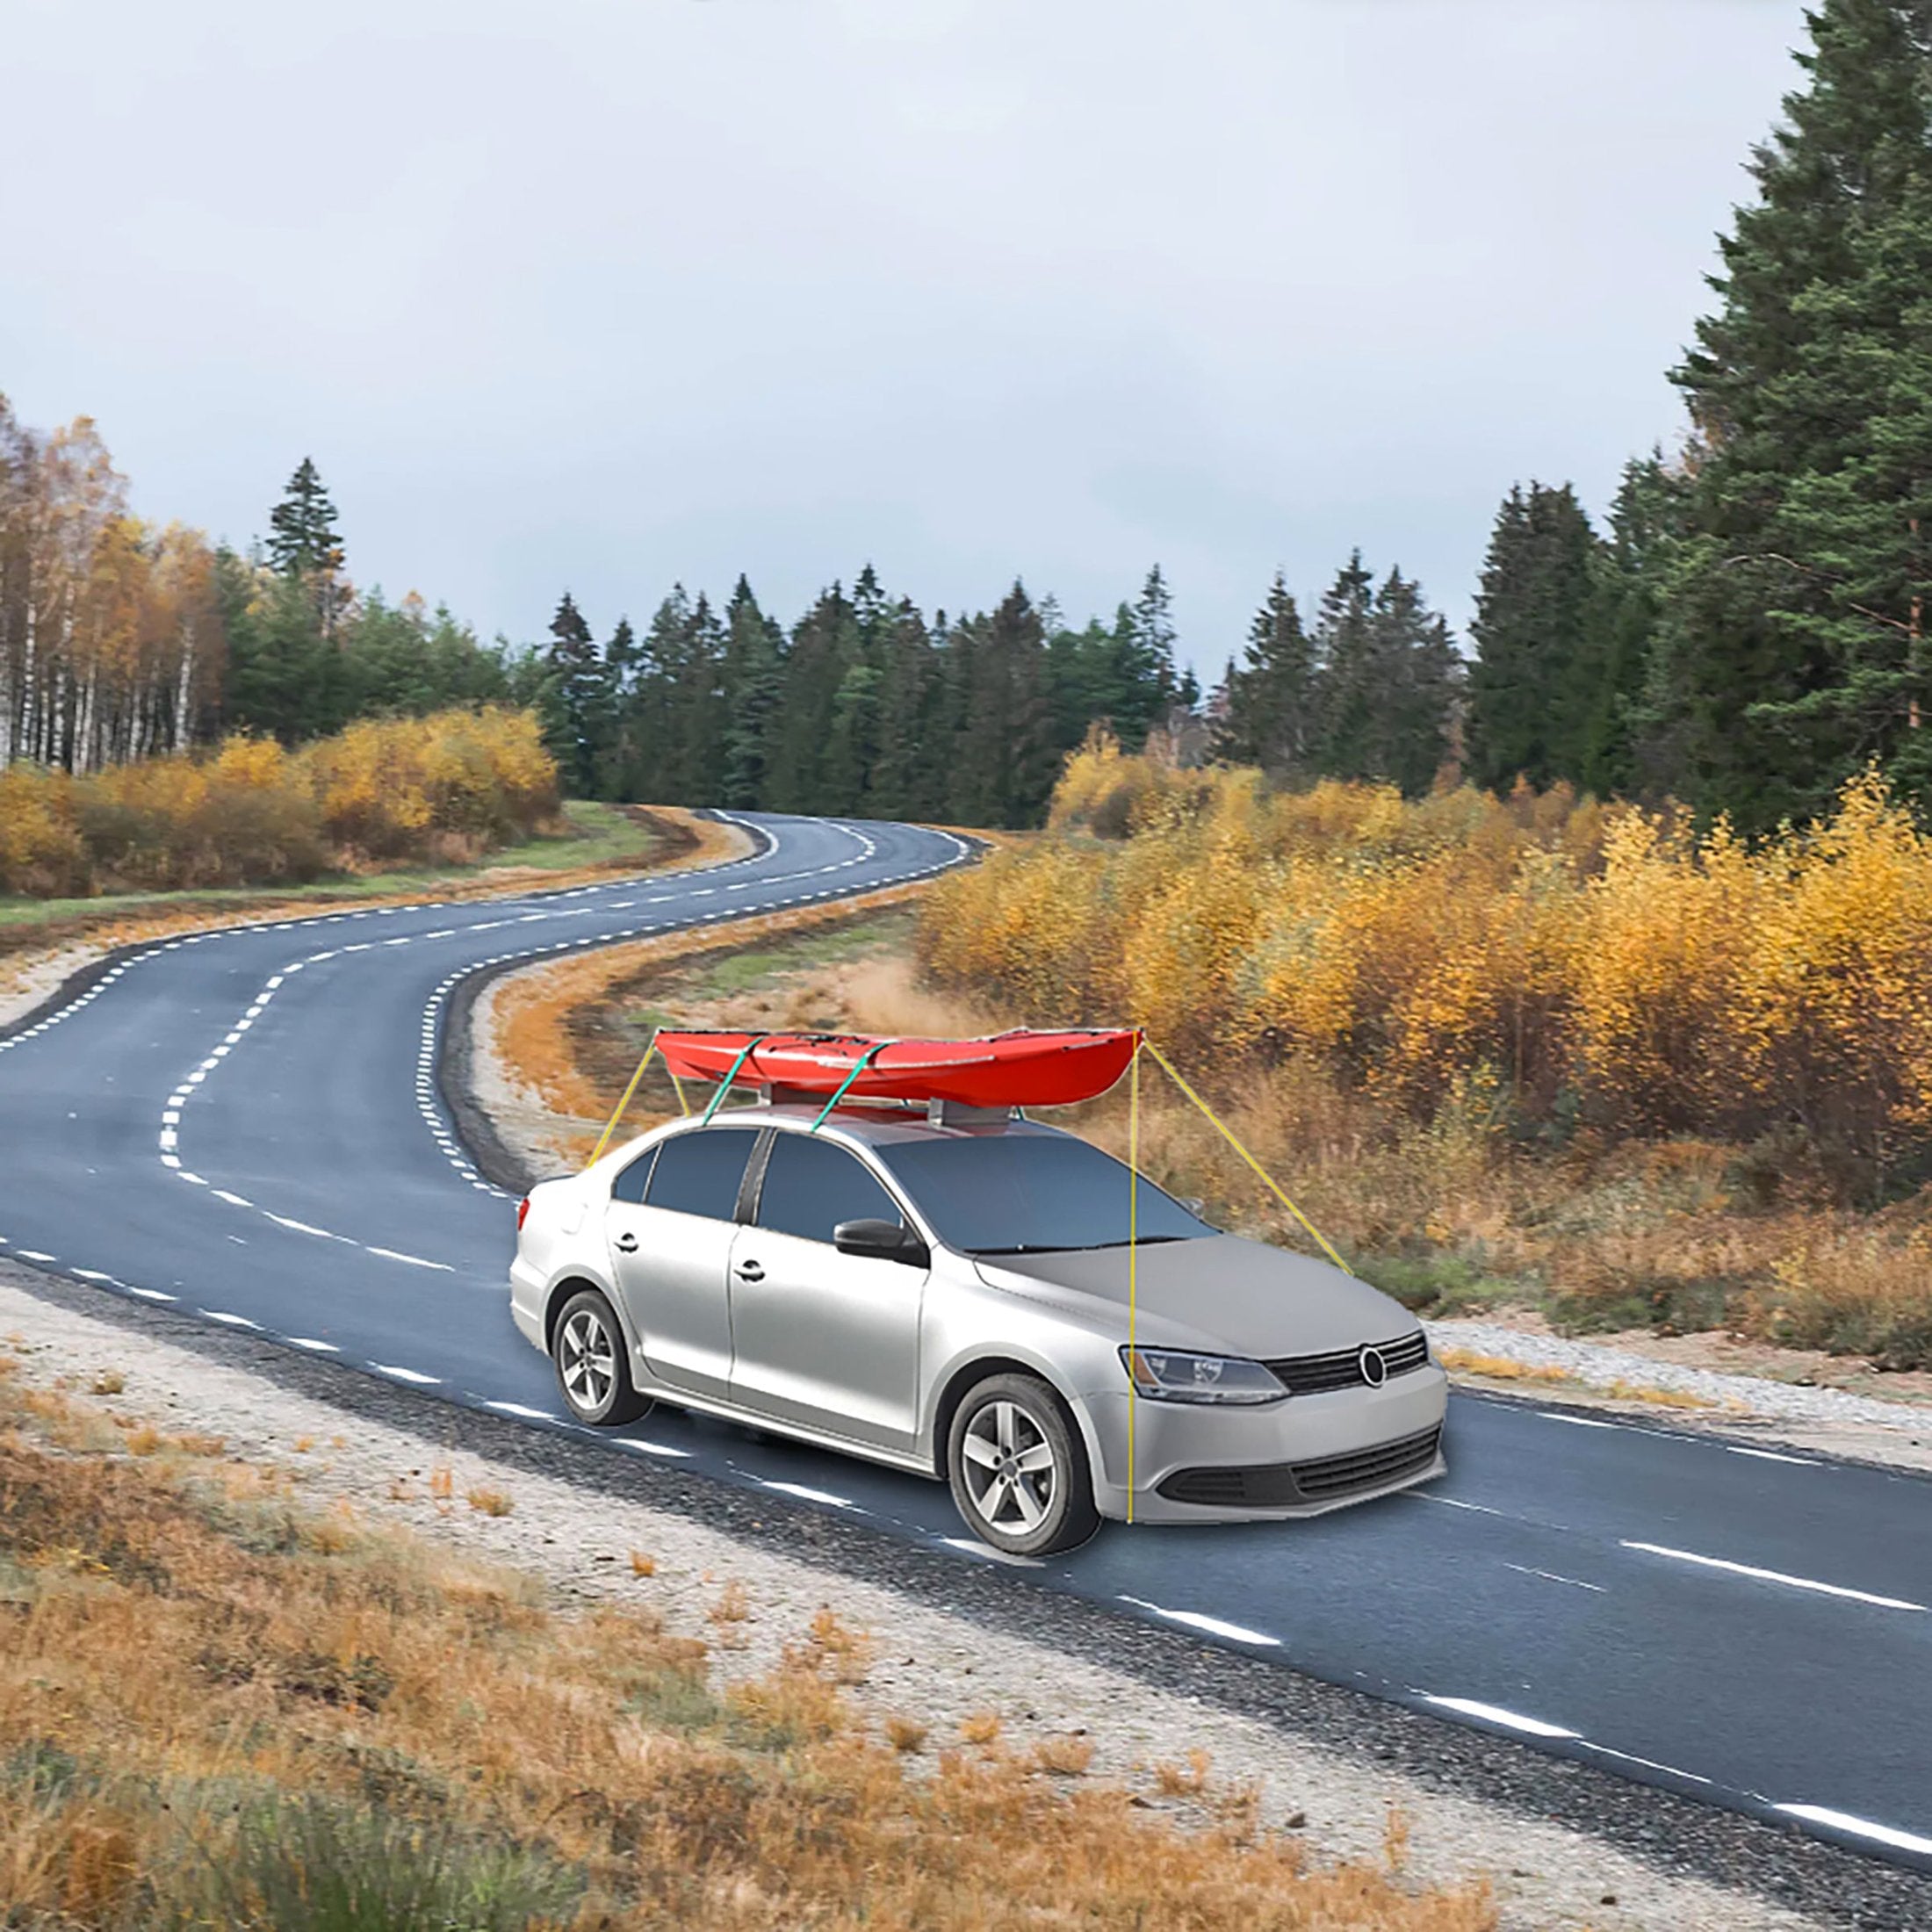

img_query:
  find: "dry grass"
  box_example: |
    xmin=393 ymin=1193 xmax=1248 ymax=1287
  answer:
xmin=488 ymin=887 xmax=951 ymax=1164
xmin=465 ymin=1485 xmax=515 ymax=1517
xmin=1034 ymin=1735 xmax=1097 ymax=1777
xmin=0 ymin=1363 xmax=1499 ymax=1929
xmin=960 ymin=1712 xmax=1003 ymax=1748
xmin=1432 ymin=1350 xmax=1573 ymax=1386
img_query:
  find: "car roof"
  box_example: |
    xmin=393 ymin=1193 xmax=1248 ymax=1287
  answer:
xmin=662 ymin=1101 xmax=1069 ymax=1150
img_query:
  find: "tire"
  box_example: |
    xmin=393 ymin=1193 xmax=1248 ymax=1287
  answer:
xmin=551 ymin=1288 xmax=652 ymax=1427
xmin=946 ymin=1372 xmax=1101 ymax=1557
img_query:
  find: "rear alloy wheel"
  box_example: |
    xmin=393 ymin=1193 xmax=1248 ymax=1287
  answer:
xmin=947 ymin=1372 xmax=1101 ymax=1557
xmin=551 ymin=1288 xmax=652 ymax=1427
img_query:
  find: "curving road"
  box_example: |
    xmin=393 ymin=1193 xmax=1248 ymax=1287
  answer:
xmin=2 ymin=811 xmax=1929 ymax=1880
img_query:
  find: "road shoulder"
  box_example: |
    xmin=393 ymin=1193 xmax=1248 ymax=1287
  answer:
xmin=4 ymin=1258 xmax=1920 ymax=1932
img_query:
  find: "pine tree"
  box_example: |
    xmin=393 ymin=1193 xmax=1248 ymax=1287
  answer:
xmin=949 ymin=583 xmax=1055 ymax=828
xmin=544 ymin=591 xmax=602 ymax=797
xmin=719 ymin=576 xmax=785 ymax=809
xmin=1310 ymin=551 xmax=1381 ymax=780
xmin=869 ymin=600 xmax=939 ymax=818
xmin=768 ymin=583 xmax=857 ymax=813
xmin=1664 ymin=0 xmax=1932 ymax=828
xmin=1593 ymin=453 xmax=1695 ymax=797
xmin=1372 ymin=568 xmax=1462 ymax=797
xmin=1465 ymin=482 xmax=1602 ymax=790
xmin=265 ymin=457 xmax=349 ymax=640
xmin=591 ymin=617 xmax=638 ymax=797
xmin=1215 ymin=571 xmax=1317 ymax=775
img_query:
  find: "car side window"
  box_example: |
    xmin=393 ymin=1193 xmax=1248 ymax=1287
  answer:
xmin=609 ymin=1145 xmax=658 ymax=1205
xmin=643 ymin=1128 xmax=760 ymax=1222
xmin=755 ymin=1132 xmax=902 ymax=1245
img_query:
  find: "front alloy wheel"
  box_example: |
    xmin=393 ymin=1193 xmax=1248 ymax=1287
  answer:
xmin=551 ymin=1288 xmax=652 ymax=1426
xmin=947 ymin=1372 xmax=1100 ymax=1557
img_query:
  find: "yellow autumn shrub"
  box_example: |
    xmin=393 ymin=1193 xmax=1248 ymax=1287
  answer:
xmin=0 ymin=707 xmax=559 ymax=897
xmin=300 ymin=706 xmax=557 ymax=861
xmin=921 ymin=745 xmax=1932 ymax=1175
xmin=0 ymin=764 xmax=88 ymax=895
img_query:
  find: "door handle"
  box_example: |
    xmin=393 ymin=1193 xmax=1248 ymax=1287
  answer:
xmin=736 ymin=1260 xmax=764 ymax=1282
xmin=614 ymin=1232 xmax=639 ymax=1253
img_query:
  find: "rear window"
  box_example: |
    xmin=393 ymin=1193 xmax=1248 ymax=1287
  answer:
xmin=645 ymin=1128 xmax=760 ymax=1222
xmin=610 ymin=1146 xmax=657 ymax=1205
xmin=756 ymin=1132 xmax=903 ymax=1244
xmin=876 ymin=1131 xmax=1214 ymax=1255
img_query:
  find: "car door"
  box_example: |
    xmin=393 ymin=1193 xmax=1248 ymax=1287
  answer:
xmin=727 ymin=1129 xmax=926 ymax=1453
xmin=606 ymin=1125 xmax=760 ymax=1402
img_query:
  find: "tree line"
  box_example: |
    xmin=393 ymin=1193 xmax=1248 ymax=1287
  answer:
xmin=1453 ymin=0 xmax=1923 ymax=835
xmin=0 ymin=429 xmax=540 ymax=776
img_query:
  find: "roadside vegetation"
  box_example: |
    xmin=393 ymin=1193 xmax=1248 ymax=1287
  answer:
xmin=0 ymin=707 xmax=558 ymax=901
xmin=0 ymin=1347 xmax=1493 ymax=1931
xmin=914 ymin=740 xmax=1932 ymax=1372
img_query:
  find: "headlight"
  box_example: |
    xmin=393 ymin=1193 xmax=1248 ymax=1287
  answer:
xmin=1120 ymin=1345 xmax=1287 ymax=1405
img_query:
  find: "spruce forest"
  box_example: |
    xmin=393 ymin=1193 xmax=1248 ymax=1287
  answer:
xmin=2 ymin=0 xmax=1929 ymax=844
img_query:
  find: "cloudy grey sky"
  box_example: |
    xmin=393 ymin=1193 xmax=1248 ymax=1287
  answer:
xmin=5 ymin=0 xmax=1808 ymax=676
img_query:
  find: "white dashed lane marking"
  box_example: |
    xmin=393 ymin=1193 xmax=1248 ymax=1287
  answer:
xmin=1503 ymin=1562 xmax=1605 ymax=1594
xmin=1117 ymin=1594 xmax=1280 ymax=1647
xmin=1422 ymin=1696 xmax=1580 ymax=1740
xmin=1621 ymin=1540 xmax=1928 ymax=1612
xmin=1773 ymin=1805 xmax=1932 ymax=1858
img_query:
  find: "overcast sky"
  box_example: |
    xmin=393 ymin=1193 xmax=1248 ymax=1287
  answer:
xmin=5 ymin=0 xmax=1809 ymax=675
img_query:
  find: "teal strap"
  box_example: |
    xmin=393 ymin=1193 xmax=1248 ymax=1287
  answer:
xmin=810 ymin=1041 xmax=889 ymax=1130
xmin=700 ymin=1035 xmax=768 ymax=1124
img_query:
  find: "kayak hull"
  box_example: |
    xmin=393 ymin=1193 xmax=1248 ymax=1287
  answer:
xmin=654 ymin=1028 xmax=1138 ymax=1110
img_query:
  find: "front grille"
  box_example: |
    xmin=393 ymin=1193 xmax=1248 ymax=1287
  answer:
xmin=1155 ymin=1423 xmax=1442 ymax=1510
xmin=1263 ymin=1329 xmax=1429 ymax=1396
xmin=1291 ymin=1424 xmax=1442 ymax=1500
xmin=1155 ymin=1463 xmax=1302 ymax=1509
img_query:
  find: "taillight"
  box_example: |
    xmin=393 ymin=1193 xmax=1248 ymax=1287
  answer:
xmin=516 ymin=1196 xmax=531 ymax=1233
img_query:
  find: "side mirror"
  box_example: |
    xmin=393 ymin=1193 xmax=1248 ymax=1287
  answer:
xmin=833 ymin=1217 xmax=928 ymax=1266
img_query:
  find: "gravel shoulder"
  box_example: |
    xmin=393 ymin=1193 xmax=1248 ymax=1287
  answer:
xmin=2 ymin=1259 xmax=1900 ymax=1932
xmin=1428 ymin=1316 xmax=1932 ymax=1474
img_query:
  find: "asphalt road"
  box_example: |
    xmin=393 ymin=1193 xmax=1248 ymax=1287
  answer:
xmin=3 ymin=809 xmax=1928 ymax=1879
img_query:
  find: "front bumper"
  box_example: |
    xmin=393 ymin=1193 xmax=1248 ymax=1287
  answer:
xmin=1083 ymin=1363 xmax=1450 ymax=1523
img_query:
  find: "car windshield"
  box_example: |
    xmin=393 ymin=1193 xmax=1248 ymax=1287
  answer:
xmin=875 ymin=1131 xmax=1215 ymax=1255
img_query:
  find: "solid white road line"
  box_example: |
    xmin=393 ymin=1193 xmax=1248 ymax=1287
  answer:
xmin=364 ymin=1246 xmax=454 ymax=1272
xmin=1582 ymin=1743 xmax=1714 ymax=1786
xmin=1621 ymin=1540 xmax=1928 ymax=1611
xmin=1774 ymin=1805 xmax=1932 ymax=1857
xmin=1503 ymin=1562 xmax=1605 ymax=1594
xmin=1423 ymin=1696 xmax=1579 ymax=1740
xmin=760 ymin=1480 xmax=854 ymax=1508
xmin=1117 ymin=1595 xmax=1280 ymax=1647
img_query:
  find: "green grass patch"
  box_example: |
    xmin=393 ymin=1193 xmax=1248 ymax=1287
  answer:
xmin=0 ymin=802 xmax=661 ymax=936
xmin=679 ymin=909 xmax=915 ymax=1005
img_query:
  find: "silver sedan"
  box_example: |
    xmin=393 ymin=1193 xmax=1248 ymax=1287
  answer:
xmin=510 ymin=1104 xmax=1447 ymax=1554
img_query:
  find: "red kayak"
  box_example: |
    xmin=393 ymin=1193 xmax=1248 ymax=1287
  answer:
xmin=654 ymin=1028 xmax=1139 ymax=1110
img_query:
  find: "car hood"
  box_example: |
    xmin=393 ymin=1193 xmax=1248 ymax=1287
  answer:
xmin=972 ymin=1234 xmax=1416 ymax=1357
